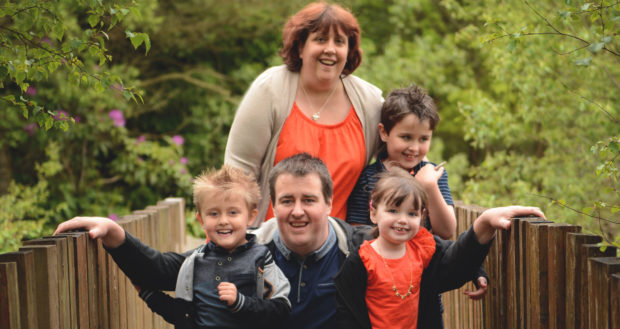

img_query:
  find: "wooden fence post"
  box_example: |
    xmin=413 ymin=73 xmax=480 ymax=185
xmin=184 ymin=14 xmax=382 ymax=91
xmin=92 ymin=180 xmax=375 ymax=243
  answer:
xmin=0 ymin=251 xmax=38 ymax=329
xmin=546 ymin=224 xmax=581 ymax=329
xmin=579 ymin=243 xmax=616 ymax=329
xmin=588 ymin=257 xmax=620 ymax=329
xmin=565 ymin=233 xmax=602 ymax=329
xmin=0 ymin=262 xmax=20 ymax=329
xmin=23 ymin=238 xmax=71 ymax=329
xmin=611 ymin=273 xmax=620 ymax=329
xmin=55 ymin=232 xmax=91 ymax=329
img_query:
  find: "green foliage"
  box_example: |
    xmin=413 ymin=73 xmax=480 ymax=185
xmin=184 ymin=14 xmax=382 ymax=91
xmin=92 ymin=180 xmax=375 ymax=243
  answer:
xmin=352 ymin=0 xmax=619 ymax=244
xmin=0 ymin=142 xmax=65 ymax=252
xmin=2 ymin=0 xmax=618 ymax=250
xmin=0 ymin=0 xmax=146 ymax=138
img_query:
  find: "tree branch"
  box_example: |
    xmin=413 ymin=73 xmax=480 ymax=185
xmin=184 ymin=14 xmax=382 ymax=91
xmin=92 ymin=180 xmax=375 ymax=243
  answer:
xmin=531 ymin=194 xmax=620 ymax=224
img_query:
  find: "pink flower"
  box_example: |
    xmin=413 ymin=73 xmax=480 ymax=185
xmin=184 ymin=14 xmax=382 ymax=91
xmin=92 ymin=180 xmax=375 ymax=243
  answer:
xmin=74 ymin=116 xmax=81 ymax=123
xmin=40 ymin=37 xmax=53 ymax=46
xmin=108 ymin=109 xmax=125 ymax=127
xmin=109 ymin=109 xmax=123 ymax=120
xmin=26 ymin=86 xmax=37 ymax=96
xmin=108 ymin=213 xmax=119 ymax=221
xmin=180 ymin=157 xmax=188 ymax=165
xmin=54 ymin=110 xmax=69 ymax=121
xmin=135 ymin=135 xmax=146 ymax=144
xmin=172 ymin=135 xmax=184 ymax=146
xmin=23 ymin=123 xmax=38 ymax=136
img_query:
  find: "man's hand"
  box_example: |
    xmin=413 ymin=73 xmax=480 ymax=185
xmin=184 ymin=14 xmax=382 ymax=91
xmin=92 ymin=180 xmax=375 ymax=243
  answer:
xmin=218 ymin=282 xmax=238 ymax=306
xmin=463 ymin=277 xmax=488 ymax=300
xmin=54 ymin=216 xmax=126 ymax=248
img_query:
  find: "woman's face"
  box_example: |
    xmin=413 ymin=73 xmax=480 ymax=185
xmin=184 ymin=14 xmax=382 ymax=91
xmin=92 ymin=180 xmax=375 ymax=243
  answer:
xmin=299 ymin=26 xmax=349 ymax=85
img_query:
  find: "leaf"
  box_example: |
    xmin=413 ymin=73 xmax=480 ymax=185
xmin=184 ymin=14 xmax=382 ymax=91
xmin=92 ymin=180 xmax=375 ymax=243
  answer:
xmin=574 ymin=57 xmax=592 ymax=66
xmin=53 ymin=23 xmax=65 ymax=41
xmin=122 ymin=90 xmax=133 ymax=100
xmin=581 ymin=3 xmax=591 ymax=10
xmin=130 ymin=7 xmax=143 ymax=20
xmin=611 ymin=206 xmax=620 ymax=214
xmin=88 ymin=15 xmax=99 ymax=28
xmin=582 ymin=207 xmax=593 ymax=215
xmin=559 ymin=11 xmax=571 ymax=19
xmin=602 ymin=36 xmax=613 ymax=44
xmin=143 ymin=34 xmax=151 ymax=54
xmin=130 ymin=34 xmax=144 ymax=50
xmin=589 ymin=42 xmax=605 ymax=53
xmin=507 ymin=39 xmax=517 ymax=52
xmin=22 ymin=108 xmax=28 ymax=119
xmin=44 ymin=116 xmax=53 ymax=130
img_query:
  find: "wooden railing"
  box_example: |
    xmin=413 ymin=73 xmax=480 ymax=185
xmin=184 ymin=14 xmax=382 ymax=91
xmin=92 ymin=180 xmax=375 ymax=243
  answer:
xmin=443 ymin=202 xmax=620 ymax=329
xmin=0 ymin=198 xmax=186 ymax=329
xmin=1 ymin=199 xmax=618 ymax=329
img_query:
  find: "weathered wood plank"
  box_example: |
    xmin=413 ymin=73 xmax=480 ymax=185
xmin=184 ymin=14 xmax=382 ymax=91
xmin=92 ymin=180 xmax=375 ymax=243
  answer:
xmin=24 ymin=238 xmax=71 ymax=329
xmin=19 ymin=244 xmax=60 ymax=329
xmin=56 ymin=232 xmax=90 ymax=328
xmin=565 ymin=233 xmax=602 ymax=329
xmin=546 ymin=224 xmax=580 ymax=329
xmin=588 ymin=257 xmax=620 ymax=329
xmin=611 ymin=273 xmax=620 ymax=329
xmin=0 ymin=262 xmax=21 ymax=329
xmin=579 ymin=243 xmax=616 ymax=329
xmin=0 ymin=251 xmax=38 ymax=329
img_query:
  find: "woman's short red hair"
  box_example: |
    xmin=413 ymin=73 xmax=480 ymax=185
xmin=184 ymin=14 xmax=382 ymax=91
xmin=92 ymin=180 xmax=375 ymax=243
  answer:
xmin=279 ymin=2 xmax=362 ymax=76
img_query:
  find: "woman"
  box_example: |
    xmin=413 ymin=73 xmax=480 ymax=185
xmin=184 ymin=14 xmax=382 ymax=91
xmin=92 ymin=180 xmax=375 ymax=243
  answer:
xmin=225 ymin=2 xmax=383 ymax=225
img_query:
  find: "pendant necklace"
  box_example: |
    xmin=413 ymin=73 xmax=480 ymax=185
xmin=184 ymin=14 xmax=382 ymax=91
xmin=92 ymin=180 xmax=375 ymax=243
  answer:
xmin=300 ymin=80 xmax=337 ymax=121
xmin=377 ymin=245 xmax=414 ymax=300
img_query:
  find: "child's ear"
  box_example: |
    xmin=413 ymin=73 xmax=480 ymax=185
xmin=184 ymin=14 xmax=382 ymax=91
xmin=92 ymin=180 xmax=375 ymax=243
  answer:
xmin=247 ymin=208 xmax=258 ymax=227
xmin=196 ymin=212 xmax=204 ymax=225
xmin=369 ymin=205 xmax=378 ymax=225
xmin=378 ymin=123 xmax=388 ymax=142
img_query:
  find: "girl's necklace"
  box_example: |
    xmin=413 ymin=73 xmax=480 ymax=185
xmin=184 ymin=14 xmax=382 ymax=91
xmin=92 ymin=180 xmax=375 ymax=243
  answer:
xmin=377 ymin=245 xmax=414 ymax=300
xmin=300 ymin=81 xmax=337 ymax=121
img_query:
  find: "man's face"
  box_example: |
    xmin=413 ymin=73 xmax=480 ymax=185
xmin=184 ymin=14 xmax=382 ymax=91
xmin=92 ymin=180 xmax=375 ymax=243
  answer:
xmin=272 ymin=173 xmax=332 ymax=257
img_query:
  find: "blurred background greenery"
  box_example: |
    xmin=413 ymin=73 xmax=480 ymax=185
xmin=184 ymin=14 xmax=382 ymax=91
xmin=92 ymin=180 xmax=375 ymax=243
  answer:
xmin=1 ymin=0 xmax=618 ymax=252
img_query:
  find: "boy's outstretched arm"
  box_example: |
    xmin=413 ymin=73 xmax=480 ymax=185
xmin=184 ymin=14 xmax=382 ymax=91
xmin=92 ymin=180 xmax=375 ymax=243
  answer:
xmin=54 ymin=216 xmax=186 ymax=290
xmin=54 ymin=216 xmax=126 ymax=248
xmin=473 ymin=206 xmax=545 ymax=244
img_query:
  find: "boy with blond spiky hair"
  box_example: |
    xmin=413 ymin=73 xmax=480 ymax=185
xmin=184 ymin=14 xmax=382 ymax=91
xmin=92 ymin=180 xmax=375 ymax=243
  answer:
xmin=56 ymin=166 xmax=291 ymax=329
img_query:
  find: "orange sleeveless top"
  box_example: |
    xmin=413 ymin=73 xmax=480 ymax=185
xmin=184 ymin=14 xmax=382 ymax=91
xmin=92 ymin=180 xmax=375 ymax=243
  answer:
xmin=265 ymin=102 xmax=366 ymax=221
xmin=360 ymin=228 xmax=436 ymax=329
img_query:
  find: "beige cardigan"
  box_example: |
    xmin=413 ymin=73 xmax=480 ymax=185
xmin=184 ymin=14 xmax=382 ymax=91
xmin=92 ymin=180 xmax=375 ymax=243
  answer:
xmin=224 ymin=65 xmax=383 ymax=226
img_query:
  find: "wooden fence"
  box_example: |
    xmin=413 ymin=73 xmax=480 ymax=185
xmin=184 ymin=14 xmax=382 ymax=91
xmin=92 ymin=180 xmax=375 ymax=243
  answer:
xmin=443 ymin=202 xmax=620 ymax=329
xmin=0 ymin=198 xmax=186 ymax=329
xmin=1 ymin=199 xmax=618 ymax=329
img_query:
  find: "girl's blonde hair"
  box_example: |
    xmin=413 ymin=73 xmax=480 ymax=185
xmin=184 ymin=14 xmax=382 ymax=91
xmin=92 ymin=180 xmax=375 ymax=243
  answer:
xmin=369 ymin=167 xmax=429 ymax=236
xmin=193 ymin=165 xmax=260 ymax=213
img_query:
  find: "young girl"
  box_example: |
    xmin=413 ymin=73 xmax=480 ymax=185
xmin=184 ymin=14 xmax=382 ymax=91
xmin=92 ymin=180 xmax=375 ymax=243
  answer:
xmin=335 ymin=168 xmax=515 ymax=329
